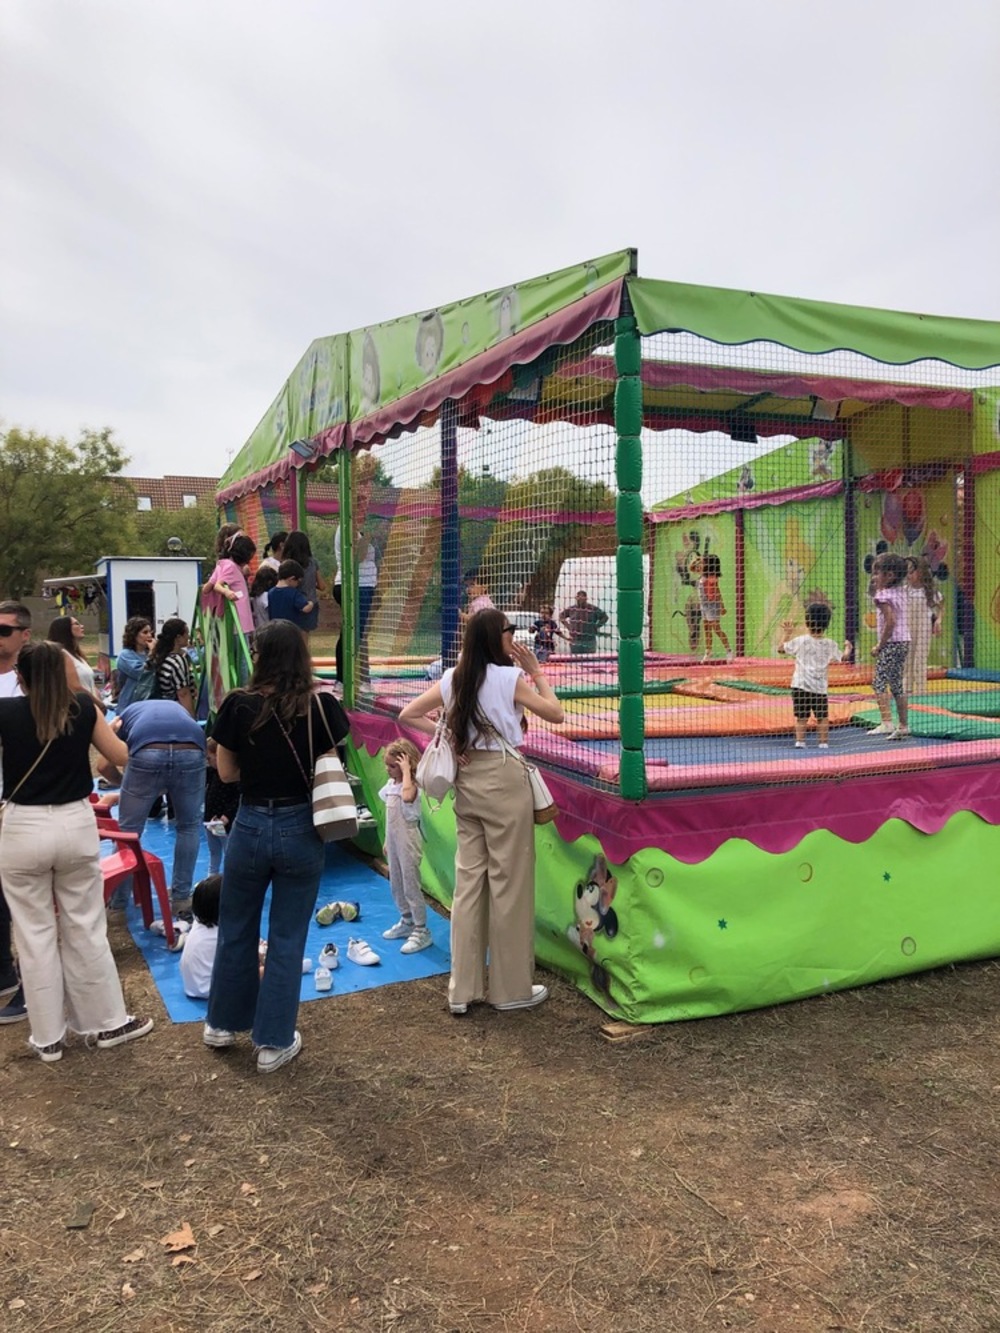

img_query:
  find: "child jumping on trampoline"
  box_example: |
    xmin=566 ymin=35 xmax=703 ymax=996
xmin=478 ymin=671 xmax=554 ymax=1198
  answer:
xmin=695 ymin=554 xmax=732 ymax=663
xmin=379 ymin=740 xmax=432 ymax=954
xmin=868 ymin=553 xmax=911 ymax=739
xmin=779 ymin=604 xmax=852 ymax=749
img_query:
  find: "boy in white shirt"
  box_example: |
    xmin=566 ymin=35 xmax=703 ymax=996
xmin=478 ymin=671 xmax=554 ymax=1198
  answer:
xmin=179 ymin=875 xmax=221 ymax=1000
xmin=778 ymin=604 xmax=852 ymax=750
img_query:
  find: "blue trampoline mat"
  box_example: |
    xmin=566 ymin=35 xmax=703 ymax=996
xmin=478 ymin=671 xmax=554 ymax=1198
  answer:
xmin=118 ymin=816 xmax=451 ymax=1025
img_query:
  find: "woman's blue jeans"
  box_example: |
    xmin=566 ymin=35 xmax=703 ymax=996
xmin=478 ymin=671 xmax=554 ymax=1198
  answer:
xmin=207 ymin=801 xmax=324 ymax=1050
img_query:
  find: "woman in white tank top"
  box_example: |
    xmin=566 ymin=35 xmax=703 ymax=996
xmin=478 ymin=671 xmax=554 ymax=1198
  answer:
xmin=399 ymin=608 xmax=564 ymax=1014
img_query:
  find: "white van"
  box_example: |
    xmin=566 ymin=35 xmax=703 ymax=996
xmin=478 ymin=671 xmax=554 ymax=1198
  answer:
xmin=552 ymin=555 xmax=650 ymax=651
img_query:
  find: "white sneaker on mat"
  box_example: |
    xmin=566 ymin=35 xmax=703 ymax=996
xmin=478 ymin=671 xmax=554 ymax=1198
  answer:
xmin=314 ymin=966 xmax=333 ymax=992
xmin=890 ymin=727 xmax=911 ymax=740
xmin=318 ymin=943 xmax=339 ymax=971
xmin=867 ymin=723 xmax=894 ymax=736
xmin=382 ymin=918 xmax=413 ymax=940
xmin=401 ymin=925 xmax=433 ymax=954
xmin=347 ymin=937 xmax=381 ymax=966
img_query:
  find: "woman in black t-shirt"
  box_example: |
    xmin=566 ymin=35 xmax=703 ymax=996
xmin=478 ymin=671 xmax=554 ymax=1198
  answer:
xmin=205 ymin=621 xmax=350 ymax=1074
xmin=0 ymin=642 xmax=153 ymax=1062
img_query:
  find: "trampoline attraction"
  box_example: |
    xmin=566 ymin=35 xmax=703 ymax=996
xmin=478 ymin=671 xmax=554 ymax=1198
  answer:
xmin=217 ymin=249 xmax=1000 ymax=1023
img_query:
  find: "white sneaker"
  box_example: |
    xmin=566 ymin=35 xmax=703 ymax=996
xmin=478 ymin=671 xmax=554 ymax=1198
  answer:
xmin=257 ymin=1031 xmax=301 ymax=1074
xmin=868 ymin=723 xmax=894 ymax=736
xmin=890 ymin=727 xmax=911 ymax=740
xmin=818 ymin=743 xmax=829 ymax=750
xmin=492 ymin=984 xmax=549 ymax=1012
xmin=347 ymin=937 xmax=381 ymax=966
xmin=203 ymin=1023 xmax=236 ymax=1048
xmin=382 ymin=918 xmax=414 ymax=941
xmin=794 ymin=741 xmax=805 ymax=749
xmin=314 ymin=966 xmax=333 ymax=992
xmin=318 ymin=943 xmax=339 ymax=971
xmin=400 ymin=925 xmax=433 ymax=954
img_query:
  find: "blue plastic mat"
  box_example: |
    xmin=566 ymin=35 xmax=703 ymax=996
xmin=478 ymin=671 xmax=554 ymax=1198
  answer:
xmin=119 ymin=816 xmax=451 ymax=1025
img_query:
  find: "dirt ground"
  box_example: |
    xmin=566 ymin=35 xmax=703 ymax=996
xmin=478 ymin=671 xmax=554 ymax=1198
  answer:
xmin=2 ymin=899 xmax=999 ymax=1333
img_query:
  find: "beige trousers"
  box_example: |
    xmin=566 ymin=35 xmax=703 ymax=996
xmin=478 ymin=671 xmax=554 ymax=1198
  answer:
xmin=1 ymin=800 xmax=129 ymax=1048
xmin=450 ymin=749 xmax=536 ymax=1007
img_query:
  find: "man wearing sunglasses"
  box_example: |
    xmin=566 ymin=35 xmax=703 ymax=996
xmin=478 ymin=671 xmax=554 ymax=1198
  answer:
xmin=0 ymin=601 xmax=33 ymax=1023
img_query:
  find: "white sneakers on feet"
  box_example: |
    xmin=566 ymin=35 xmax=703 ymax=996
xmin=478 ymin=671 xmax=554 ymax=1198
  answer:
xmin=400 ymin=925 xmax=433 ymax=954
xmin=889 ymin=727 xmax=911 ymax=740
xmin=492 ymin=984 xmax=549 ymax=1012
xmin=868 ymin=723 xmax=894 ymax=736
xmin=257 ymin=1031 xmax=301 ymax=1074
xmin=347 ymin=937 xmax=381 ymax=966
xmin=382 ymin=918 xmax=413 ymax=940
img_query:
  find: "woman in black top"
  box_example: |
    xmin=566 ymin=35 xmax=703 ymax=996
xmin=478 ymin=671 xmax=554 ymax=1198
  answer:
xmin=0 ymin=642 xmax=153 ymax=1061
xmin=205 ymin=621 xmax=350 ymax=1073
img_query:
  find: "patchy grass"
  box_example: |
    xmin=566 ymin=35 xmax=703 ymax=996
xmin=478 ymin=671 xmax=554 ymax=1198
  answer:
xmin=3 ymin=929 xmax=1000 ymax=1331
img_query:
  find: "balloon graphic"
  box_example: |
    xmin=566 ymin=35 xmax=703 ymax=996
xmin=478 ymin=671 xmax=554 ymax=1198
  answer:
xmin=881 ymin=491 xmax=902 ymax=542
xmin=901 ymin=489 xmax=925 ymax=546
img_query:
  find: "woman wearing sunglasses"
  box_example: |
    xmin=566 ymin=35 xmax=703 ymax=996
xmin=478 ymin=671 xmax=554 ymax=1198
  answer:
xmin=48 ymin=615 xmax=106 ymax=712
xmin=399 ymin=608 xmax=563 ymax=1016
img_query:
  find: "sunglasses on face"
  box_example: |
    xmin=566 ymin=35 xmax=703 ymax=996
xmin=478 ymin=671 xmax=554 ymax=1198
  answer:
xmin=0 ymin=624 xmax=25 ymax=638
xmin=501 ymin=624 xmax=516 ymax=635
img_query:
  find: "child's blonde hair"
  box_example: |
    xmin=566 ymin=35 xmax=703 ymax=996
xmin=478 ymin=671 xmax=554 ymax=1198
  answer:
xmin=386 ymin=738 xmax=420 ymax=771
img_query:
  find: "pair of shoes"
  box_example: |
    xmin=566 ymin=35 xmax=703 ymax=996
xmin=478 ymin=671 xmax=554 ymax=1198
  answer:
xmin=314 ymin=966 xmax=333 ymax=992
xmin=318 ymin=943 xmax=339 ymax=971
xmin=382 ymin=917 xmax=414 ymax=941
xmin=401 ymin=925 xmax=433 ymax=955
xmin=794 ymin=741 xmax=805 ymax=749
xmin=96 ymin=1016 xmax=154 ymax=1049
xmin=818 ymin=742 xmax=830 ymax=750
xmin=867 ymin=723 xmax=894 ymax=736
xmin=203 ymin=1023 xmax=236 ymax=1048
xmin=890 ymin=727 xmax=911 ymax=740
xmin=492 ymin=984 xmax=549 ymax=1012
xmin=315 ymin=900 xmax=361 ymax=926
xmin=257 ymin=1030 xmax=301 ymax=1074
xmin=35 ymin=1040 xmax=63 ymax=1063
xmin=347 ymin=937 xmax=380 ymax=966
xmin=0 ymin=986 xmax=28 ymax=1024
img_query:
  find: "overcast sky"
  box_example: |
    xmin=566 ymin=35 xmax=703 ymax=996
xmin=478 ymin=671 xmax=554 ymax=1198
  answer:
xmin=3 ymin=0 xmax=999 ymax=481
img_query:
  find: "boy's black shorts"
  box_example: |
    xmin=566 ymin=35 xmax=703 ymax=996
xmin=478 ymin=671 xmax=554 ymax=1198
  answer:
xmin=791 ymin=687 xmax=829 ymax=721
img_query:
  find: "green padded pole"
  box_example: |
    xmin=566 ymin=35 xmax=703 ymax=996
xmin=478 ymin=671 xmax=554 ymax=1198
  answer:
xmin=339 ymin=441 xmax=356 ymax=708
xmin=614 ymin=313 xmax=646 ymax=800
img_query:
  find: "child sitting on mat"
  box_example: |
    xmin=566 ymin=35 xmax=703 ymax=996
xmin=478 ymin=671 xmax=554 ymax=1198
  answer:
xmin=778 ymin=603 xmax=852 ymax=750
xmin=379 ymin=739 xmax=432 ymax=955
xmin=179 ymin=874 xmax=222 ymax=1000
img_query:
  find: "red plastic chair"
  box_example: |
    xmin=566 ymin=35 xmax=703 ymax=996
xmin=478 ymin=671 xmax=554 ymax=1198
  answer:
xmin=97 ymin=816 xmax=176 ymax=948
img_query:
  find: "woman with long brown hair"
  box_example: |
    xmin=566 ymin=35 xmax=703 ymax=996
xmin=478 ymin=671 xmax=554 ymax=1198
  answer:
xmin=0 ymin=641 xmax=152 ymax=1061
xmin=399 ymin=608 xmax=564 ymax=1015
xmin=205 ymin=621 xmax=350 ymax=1073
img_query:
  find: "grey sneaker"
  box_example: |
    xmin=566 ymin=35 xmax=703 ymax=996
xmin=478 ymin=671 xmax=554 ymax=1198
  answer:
xmin=257 ymin=1031 xmax=301 ymax=1074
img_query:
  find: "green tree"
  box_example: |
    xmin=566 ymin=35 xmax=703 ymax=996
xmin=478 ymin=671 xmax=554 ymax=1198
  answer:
xmin=129 ymin=498 xmax=219 ymax=559
xmin=0 ymin=425 xmax=137 ymax=598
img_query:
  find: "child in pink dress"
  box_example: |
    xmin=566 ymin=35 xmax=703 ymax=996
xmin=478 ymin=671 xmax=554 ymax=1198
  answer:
xmin=203 ymin=533 xmax=256 ymax=637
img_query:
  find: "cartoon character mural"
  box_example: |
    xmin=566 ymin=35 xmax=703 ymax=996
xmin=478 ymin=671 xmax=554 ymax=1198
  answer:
xmin=415 ymin=311 xmax=444 ymax=377
xmin=360 ymin=332 xmax=381 ymax=413
xmin=567 ymin=854 xmax=619 ymax=999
